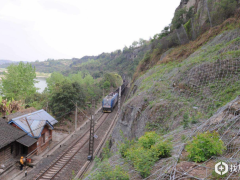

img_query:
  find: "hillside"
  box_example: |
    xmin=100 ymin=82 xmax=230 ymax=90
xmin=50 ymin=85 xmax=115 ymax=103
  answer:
xmin=0 ymin=59 xmax=15 ymax=65
xmin=63 ymin=44 xmax=151 ymax=78
xmin=0 ymin=58 xmax=90 ymax=73
xmin=83 ymin=0 xmax=240 ymax=179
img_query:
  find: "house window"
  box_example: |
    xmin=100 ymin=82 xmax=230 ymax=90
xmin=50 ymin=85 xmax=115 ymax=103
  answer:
xmin=42 ymin=133 xmax=45 ymax=144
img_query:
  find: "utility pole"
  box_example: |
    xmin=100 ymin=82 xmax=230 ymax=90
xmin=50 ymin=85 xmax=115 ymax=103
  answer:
xmin=88 ymin=99 xmax=95 ymax=161
xmin=75 ymin=102 xmax=77 ymax=131
xmin=46 ymin=102 xmax=48 ymax=112
xmin=103 ymin=87 xmax=104 ymax=98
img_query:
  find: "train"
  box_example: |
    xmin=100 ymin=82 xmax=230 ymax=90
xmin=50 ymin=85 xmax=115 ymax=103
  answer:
xmin=102 ymin=80 xmax=128 ymax=113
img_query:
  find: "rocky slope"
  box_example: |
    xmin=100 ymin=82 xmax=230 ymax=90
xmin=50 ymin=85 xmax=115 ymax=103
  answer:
xmin=108 ymin=27 xmax=240 ymax=180
xmin=84 ymin=1 xmax=240 ymax=179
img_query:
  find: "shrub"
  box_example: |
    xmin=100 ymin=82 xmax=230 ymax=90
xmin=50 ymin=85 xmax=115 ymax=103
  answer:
xmin=186 ymin=131 xmax=226 ymax=162
xmin=183 ymin=113 xmax=189 ymax=129
xmin=119 ymin=131 xmax=134 ymax=158
xmin=88 ymin=160 xmax=129 ymax=180
xmin=119 ymin=131 xmax=172 ymax=178
xmin=191 ymin=115 xmax=198 ymax=124
xmin=138 ymin=131 xmax=159 ymax=149
xmin=151 ymin=141 xmax=172 ymax=159
xmin=125 ymin=145 xmax=155 ymax=178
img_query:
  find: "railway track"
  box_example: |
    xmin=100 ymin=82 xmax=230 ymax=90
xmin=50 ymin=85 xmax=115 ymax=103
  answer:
xmin=34 ymin=113 xmax=109 ymax=180
xmin=75 ymin=110 xmax=119 ymax=179
xmin=74 ymin=86 xmax=129 ymax=179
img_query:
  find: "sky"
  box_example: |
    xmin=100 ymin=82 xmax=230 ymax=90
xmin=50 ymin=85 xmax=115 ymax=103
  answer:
xmin=0 ymin=0 xmax=180 ymax=62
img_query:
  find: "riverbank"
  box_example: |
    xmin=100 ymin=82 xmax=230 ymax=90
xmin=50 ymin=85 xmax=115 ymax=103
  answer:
xmin=35 ymin=72 xmax=51 ymax=78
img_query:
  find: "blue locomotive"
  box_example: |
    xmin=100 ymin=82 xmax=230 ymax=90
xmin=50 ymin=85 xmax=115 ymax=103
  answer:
xmin=102 ymin=92 xmax=118 ymax=112
xmin=102 ymin=80 xmax=128 ymax=113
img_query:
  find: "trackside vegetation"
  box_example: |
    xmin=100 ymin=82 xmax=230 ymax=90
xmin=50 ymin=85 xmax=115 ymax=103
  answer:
xmin=119 ymin=131 xmax=172 ymax=178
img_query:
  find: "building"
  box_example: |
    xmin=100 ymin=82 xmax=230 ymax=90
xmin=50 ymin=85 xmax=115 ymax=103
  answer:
xmin=8 ymin=109 xmax=58 ymax=155
xmin=0 ymin=118 xmax=33 ymax=169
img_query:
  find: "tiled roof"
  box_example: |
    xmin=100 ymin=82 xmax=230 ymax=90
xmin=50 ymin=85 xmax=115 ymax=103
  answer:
xmin=8 ymin=109 xmax=57 ymax=138
xmin=16 ymin=135 xmax=37 ymax=147
xmin=0 ymin=118 xmax=26 ymax=149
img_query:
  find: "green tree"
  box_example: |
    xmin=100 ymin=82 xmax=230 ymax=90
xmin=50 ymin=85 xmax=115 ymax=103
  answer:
xmin=46 ymin=72 xmax=68 ymax=93
xmin=1 ymin=62 xmax=37 ymax=100
xmin=132 ymin=41 xmax=138 ymax=48
xmin=49 ymin=81 xmax=85 ymax=117
xmin=171 ymin=8 xmax=187 ymax=29
xmin=103 ymin=81 xmax=110 ymax=90
xmin=139 ymin=38 xmax=144 ymax=46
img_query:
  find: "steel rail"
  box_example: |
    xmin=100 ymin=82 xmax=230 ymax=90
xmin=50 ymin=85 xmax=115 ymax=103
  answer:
xmin=34 ymin=112 xmax=109 ymax=180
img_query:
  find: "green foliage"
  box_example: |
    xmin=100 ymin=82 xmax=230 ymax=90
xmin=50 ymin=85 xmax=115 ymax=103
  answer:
xmin=30 ymin=59 xmax=74 ymax=73
xmin=120 ymin=131 xmax=172 ymax=178
xmin=1 ymin=62 xmax=37 ymax=100
xmin=132 ymin=41 xmax=138 ymax=48
xmin=138 ymin=131 xmax=159 ymax=149
xmin=184 ymin=19 xmax=191 ymax=38
xmin=171 ymin=8 xmax=187 ymax=29
xmin=103 ymin=81 xmax=110 ymax=90
xmin=125 ymin=145 xmax=155 ymax=178
xmin=151 ymin=140 xmax=172 ymax=159
xmin=181 ymin=134 xmax=187 ymax=142
xmin=102 ymin=140 xmax=112 ymax=159
xmin=119 ymin=130 xmax=134 ymax=158
xmin=186 ymin=6 xmax=194 ymax=20
xmin=215 ymin=0 xmax=237 ymax=20
xmin=183 ymin=113 xmax=189 ymax=129
xmin=186 ymin=131 xmax=226 ymax=162
xmin=25 ymin=92 xmax=48 ymax=110
xmin=191 ymin=115 xmax=198 ymax=124
xmin=46 ymin=72 xmax=67 ymax=93
xmin=88 ymin=160 xmax=129 ymax=180
xmin=49 ymin=81 xmax=86 ymax=117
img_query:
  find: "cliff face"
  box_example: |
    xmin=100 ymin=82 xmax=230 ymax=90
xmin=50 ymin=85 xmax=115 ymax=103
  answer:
xmin=175 ymin=0 xmax=218 ymax=27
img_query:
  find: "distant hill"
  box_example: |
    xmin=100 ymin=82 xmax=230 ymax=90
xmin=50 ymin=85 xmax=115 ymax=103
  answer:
xmin=0 ymin=59 xmax=16 ymax=65
xmin=0 ymin=60 xmax=29 ymax=68
xmin=63 ymin=44 xmax=151 ymax=78
xmin=0 ymin=58 xmax=92 ymax=73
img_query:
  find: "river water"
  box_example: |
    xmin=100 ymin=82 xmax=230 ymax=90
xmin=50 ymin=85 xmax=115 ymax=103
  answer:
xmin=35 ymin=77 xmax=47 ymax=93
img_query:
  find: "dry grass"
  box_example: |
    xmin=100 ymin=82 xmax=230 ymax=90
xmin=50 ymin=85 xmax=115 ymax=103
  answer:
xmin=160 ymin=18 xmax=239 ymax=64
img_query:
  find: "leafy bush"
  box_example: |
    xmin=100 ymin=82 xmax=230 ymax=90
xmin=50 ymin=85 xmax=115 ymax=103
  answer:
xmin=88 ymin=160 xmax=129 ymax=180
xmin=151 ymin=140 xmax=172 ymax=159
xmin=102 ymin=140 xmax=112 ymax=159
xmin=119 ymin=131 xmax=134 ymax=158
xmin=120 ymin=131 xmax=172 ymax=178
xmin=186 ymin=131 xmax=226 ymax=162
xmin=138 ymin=131 xmax=159 ymax=149
xmin=125 ymin=145 xmax=155 ymax=178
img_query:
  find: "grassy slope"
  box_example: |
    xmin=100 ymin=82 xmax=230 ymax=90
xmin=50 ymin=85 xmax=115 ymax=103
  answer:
xmin=128 ymin=21 xmax=240 ymax=132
